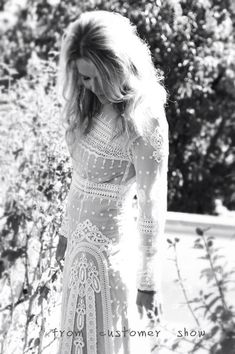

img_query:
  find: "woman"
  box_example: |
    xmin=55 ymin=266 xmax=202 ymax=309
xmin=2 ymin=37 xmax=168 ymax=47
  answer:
xmin=56 ymin=10 xmax=168 ymax=354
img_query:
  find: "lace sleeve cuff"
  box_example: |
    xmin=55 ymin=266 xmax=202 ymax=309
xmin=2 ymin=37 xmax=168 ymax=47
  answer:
xmin=136 ymin=217 xmax=160 ymax=291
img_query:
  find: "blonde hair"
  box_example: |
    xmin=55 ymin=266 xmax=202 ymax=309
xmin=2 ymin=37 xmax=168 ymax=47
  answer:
xmin=58 ymin=10 xmax=167 ymax=144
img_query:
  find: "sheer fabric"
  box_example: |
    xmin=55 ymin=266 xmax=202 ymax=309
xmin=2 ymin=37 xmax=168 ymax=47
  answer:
xmin=58 ymin=110 xmax=168 ymax=354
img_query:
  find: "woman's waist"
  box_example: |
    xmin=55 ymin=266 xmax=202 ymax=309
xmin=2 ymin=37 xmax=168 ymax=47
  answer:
xmin=70 ymin=173 xmax=134 ymax=203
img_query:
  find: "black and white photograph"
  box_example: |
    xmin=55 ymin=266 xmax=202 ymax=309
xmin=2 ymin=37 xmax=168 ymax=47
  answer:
xmin=0 ymin=1 xmax=235 ymax=353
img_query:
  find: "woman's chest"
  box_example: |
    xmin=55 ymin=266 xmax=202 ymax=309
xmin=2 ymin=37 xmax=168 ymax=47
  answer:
xmin=68 ymin=115 xmax=135 ymax=183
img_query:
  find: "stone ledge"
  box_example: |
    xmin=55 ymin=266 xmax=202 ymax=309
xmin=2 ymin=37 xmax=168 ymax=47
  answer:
xmin=165 ymin=212 xmax=235 ymax=239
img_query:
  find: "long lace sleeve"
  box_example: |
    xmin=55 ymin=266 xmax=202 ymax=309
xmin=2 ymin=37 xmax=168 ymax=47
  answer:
xmin=130 ymin=116 xmax=169 ymax=292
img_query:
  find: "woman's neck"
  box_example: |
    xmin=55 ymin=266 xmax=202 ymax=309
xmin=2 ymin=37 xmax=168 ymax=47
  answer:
xmin=99 ymin=103 xmax=120 ymax=126
xmin=101 ymin=102 xmax=115 ymax=116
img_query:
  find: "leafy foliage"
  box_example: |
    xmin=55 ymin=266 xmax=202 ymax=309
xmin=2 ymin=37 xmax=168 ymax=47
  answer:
xmin=0 ymin=58 xmax=71 ymax=353
xmin=192 ymin=228 xmax=235 ymax=354
xmin=165 ymin=230 xmax=235 ymax=353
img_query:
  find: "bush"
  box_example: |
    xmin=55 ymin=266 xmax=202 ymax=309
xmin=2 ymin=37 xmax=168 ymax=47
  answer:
xmin=0 ymin=58 xmax=71 ymax=353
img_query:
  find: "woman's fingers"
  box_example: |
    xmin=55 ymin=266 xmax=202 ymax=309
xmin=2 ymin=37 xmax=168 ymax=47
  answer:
xmin=146 ymin=309 xmax=154 ymax=318
xmin=136 ymin=292 xmax=160 ymax=321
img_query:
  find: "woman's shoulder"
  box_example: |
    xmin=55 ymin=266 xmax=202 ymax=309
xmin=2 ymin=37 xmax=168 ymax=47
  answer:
xmin=126 ymin=110 xmax=169 ymax=164
xmin=128 ymin=109 xmax=168 ymax=142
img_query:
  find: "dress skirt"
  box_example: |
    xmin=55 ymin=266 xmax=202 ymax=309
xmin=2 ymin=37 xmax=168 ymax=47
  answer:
xmin=57 ymin=175 xmax=154 ymax=354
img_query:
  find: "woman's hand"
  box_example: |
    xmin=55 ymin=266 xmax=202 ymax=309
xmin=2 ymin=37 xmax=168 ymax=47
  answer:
xmin=136 ymin=291 xmax=160 ymax=321
xmin=55 ymin=235 xmax=67 ymax=269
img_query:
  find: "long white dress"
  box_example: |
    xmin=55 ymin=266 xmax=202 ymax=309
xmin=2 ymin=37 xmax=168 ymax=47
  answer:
xmin=57 ymin=108 xmax=168 ymax=354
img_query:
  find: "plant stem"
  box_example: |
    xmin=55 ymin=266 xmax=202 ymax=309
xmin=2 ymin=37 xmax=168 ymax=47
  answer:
xmin=201 ymin=233 xmax=228 ymax=311
xmin=173 ymin=242 xmax=200 ymax=327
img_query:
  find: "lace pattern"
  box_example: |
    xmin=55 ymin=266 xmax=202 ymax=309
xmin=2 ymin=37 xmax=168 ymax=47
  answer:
xmin=71 ymin=173 xmax=128 ymax=204
xmin=68 ymin=253 xmax=100 ymax=354
xmin=136 ymin=217 xmax=159 ymax=291
xmin=60 ymin=220 xmax=113 ymax=354
xmin=137 ymin=269 xmax=156 ymax=292
xmin=80 ymin=117 xmax=130 ymax=161
xmin=149 ymin=126 xmax=167 ymax=163
xmin=137 ymin=217 xmax=158 ymax=234
xmin=70 ymin=219 xmax=111 ymax=254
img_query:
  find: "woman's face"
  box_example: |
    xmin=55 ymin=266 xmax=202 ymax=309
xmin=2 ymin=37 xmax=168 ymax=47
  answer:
xmin=76 ymin=58 xmax=108 ymax=104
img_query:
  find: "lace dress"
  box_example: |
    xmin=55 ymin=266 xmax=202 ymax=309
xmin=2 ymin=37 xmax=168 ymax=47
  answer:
xmin=57 ymin=110 xmax=168 ymax=354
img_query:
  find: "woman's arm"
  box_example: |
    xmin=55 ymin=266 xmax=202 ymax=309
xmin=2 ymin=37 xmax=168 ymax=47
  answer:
xmin=130 ymin=115 xmax=169 ymax=318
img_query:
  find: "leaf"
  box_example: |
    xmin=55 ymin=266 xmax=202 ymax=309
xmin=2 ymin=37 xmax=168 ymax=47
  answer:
xmin=23 ymin=288 xmax=28 ymax=295
xmin=200 ymin=273 xmax=214 ymax=283
xmin=223 ymin=270 xmax=235 ymax=277
xmin=51 ymin=272 xmax=57 ymax=283
xmin=215 ymin=305 xmax=224 ymax=313
xmin=0 ymin=260 xmax=5 ymax=278
xmin=213 ymin=265 xmax=223 ymax=274
xmin=34 ymin=338 xmax=40 ymax=347
xmin=39 ymin=285 xmax=50 ymax=303
xmin=209 ymin=313 xmax=218 ymax=322
xmin=204 ymin=296 xmax=221 ymax=315
xmin=167 ymin=238 xmax=173 ymax=244
xmin=210 ymin=325 xmax=220 ymax=337
xmin=28 ymin=338 xmax=34 ymax=347
xmin=223 ymin=281 xmax=233 ymax=289
xmin=38 ymin=294 xmax=43 ymax=306
xmin=198 ymin=255 xmax=210 ymax=260
xmin=194 ymin=243 xmax=204 ymax=249
xmin=209 ymin=343 xmax=220 ymax=353
xmin=194 ymin=305 xmax=206 ymax=311
xmin=203 ymin=292 xmax=214 ymax=300
xmin=201 ymin=268 xmax=213 ymax=275
xmin=220 ymin=310 xmax=233 ymax=322
xmin=212 ymin=255 xmax=225 ymax=262
xmin=196 ymin=227 xmax=204 ymax=236
xmin=188 ymin=297 xmax=201 ymax=303
xmin=171 ymin=341 xmax=180 ymax=350
xmin=2 ymin=248 xmax=24 ymax=262
xmin=207 ymin=240 xmax=213 ymax=247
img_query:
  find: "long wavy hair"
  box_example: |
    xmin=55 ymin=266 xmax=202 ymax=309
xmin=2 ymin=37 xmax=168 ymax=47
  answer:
xmin=58 ymin=10 xmax=167 ymax=145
